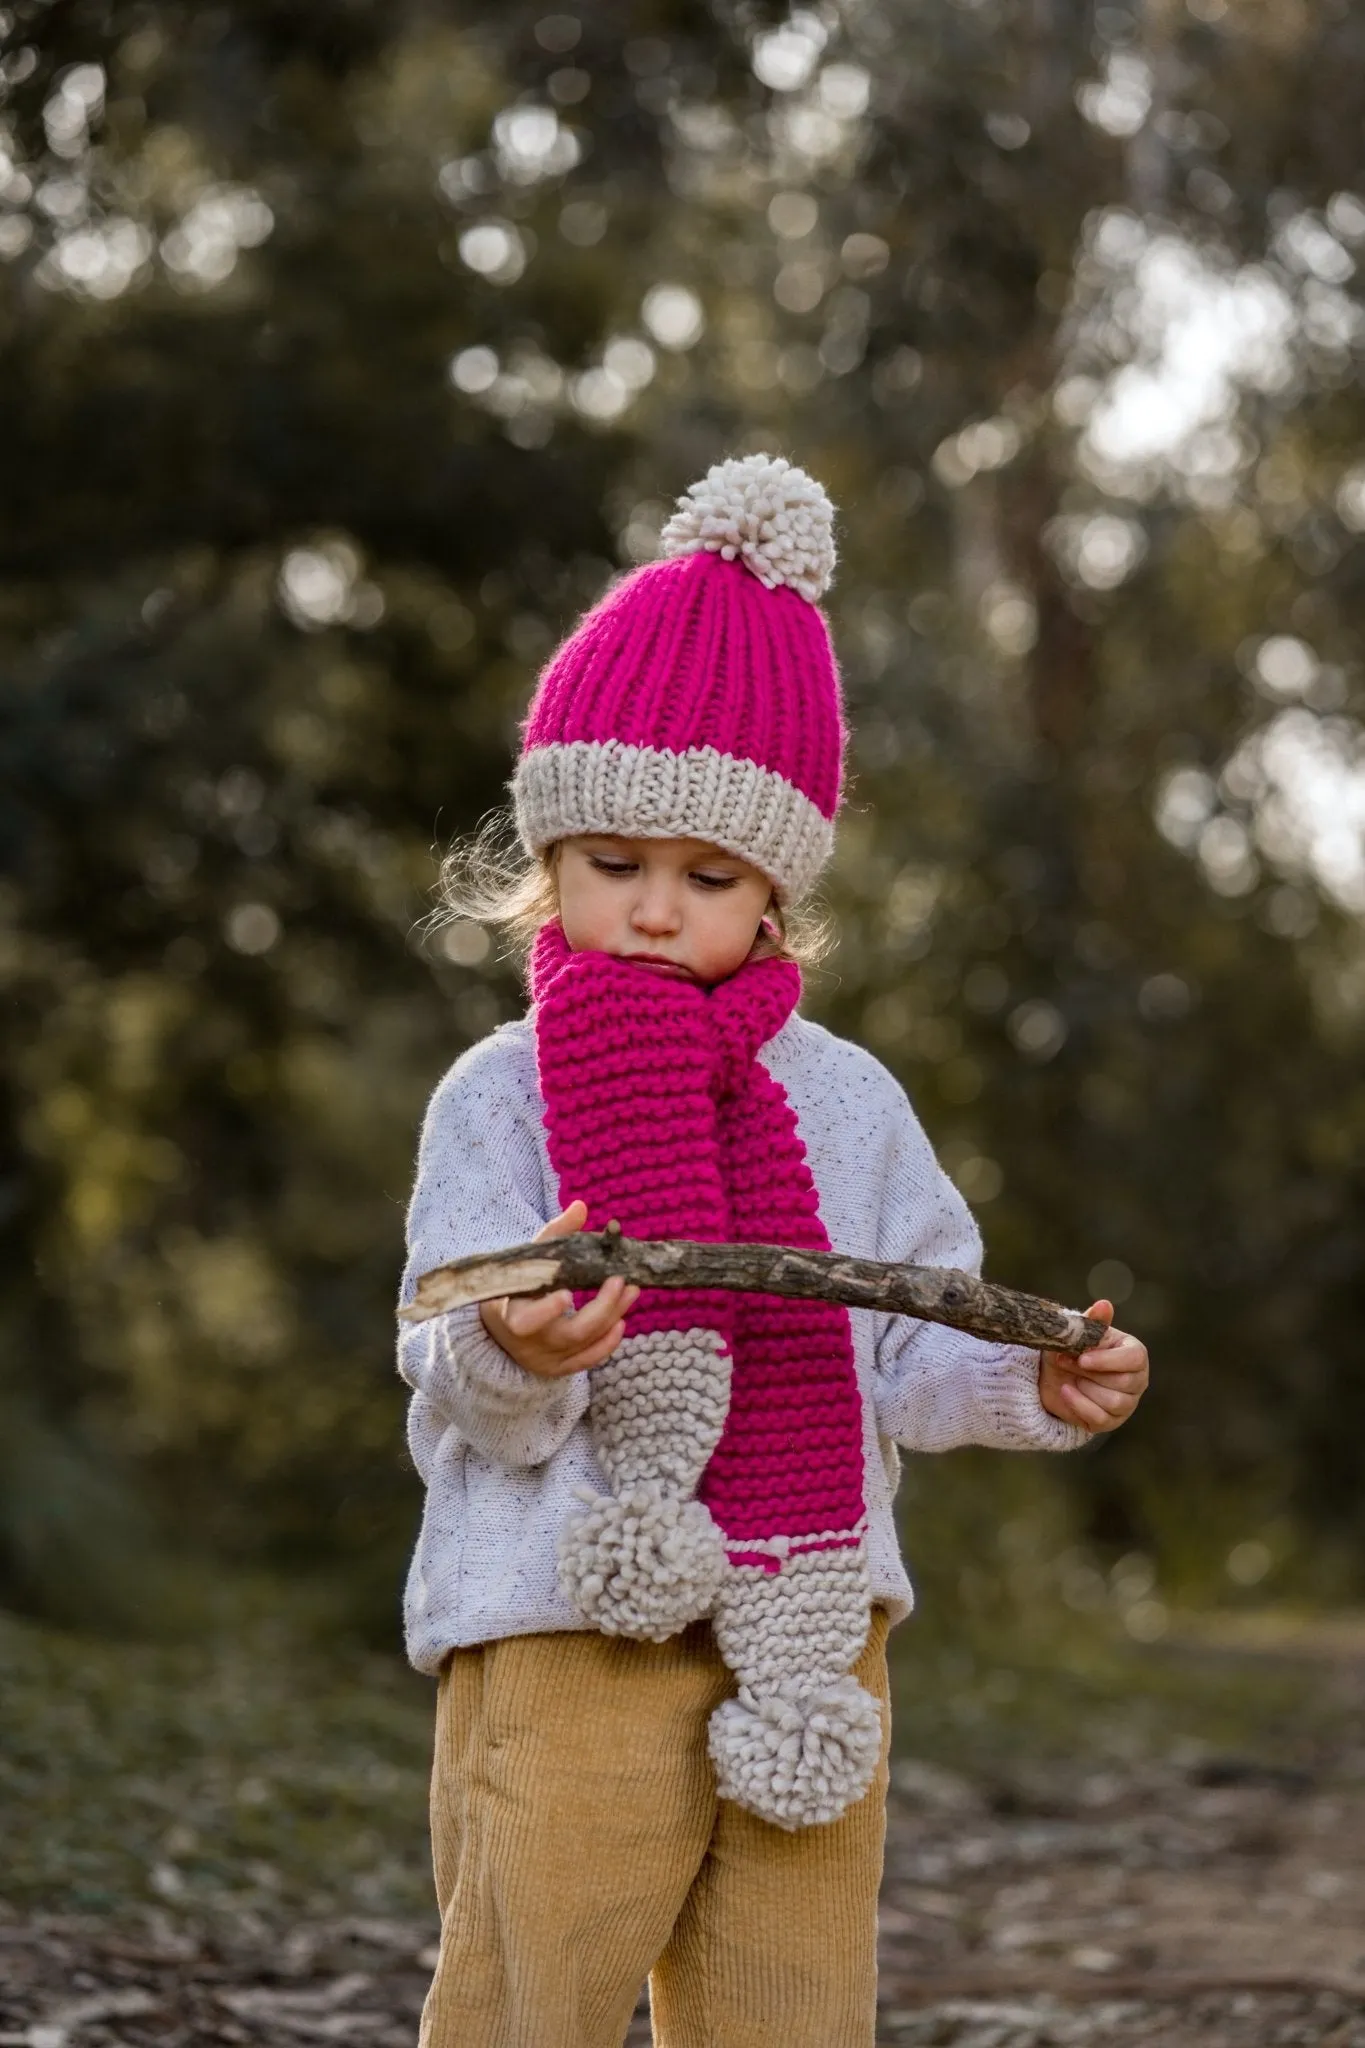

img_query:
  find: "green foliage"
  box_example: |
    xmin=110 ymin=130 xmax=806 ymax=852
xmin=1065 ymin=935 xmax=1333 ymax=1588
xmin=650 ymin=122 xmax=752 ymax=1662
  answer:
xmin=3 ymin=0 xmax=1365 ymax=1624
xmin=0 ymin=1588 xmax=434 ymax=1916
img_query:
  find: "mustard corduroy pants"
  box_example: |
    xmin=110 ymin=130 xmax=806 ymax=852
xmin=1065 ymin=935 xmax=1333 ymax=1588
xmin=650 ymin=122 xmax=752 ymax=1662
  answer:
xmin=419 ymin=1607 xmax=891 ymax=2048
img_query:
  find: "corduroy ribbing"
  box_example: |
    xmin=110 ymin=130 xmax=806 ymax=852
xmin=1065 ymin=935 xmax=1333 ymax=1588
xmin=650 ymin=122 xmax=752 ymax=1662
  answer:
xmin=419 ymin=1612 xmax=890 ymax=2048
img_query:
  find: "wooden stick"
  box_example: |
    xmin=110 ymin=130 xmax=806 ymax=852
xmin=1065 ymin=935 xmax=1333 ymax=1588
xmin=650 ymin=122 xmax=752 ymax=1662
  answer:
xmin=401 ymin=1228 xmax=1106 ymax=1355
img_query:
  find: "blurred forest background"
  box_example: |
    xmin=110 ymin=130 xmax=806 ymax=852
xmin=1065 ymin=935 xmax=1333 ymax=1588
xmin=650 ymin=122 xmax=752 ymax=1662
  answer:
xmin=4 ymin=0 xmax=1365 ymax=1673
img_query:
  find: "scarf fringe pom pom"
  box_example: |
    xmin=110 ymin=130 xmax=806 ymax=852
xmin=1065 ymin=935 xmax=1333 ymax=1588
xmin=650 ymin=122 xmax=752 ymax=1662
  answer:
xmin=558 ymin=1481 xmax=727 ymax=1642
xmin=707 ymin=1675 xmax=883 ymax=1829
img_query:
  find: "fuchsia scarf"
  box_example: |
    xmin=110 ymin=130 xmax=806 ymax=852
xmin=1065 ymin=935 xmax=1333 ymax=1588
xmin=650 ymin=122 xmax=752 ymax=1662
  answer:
xmin=530 ymin=922 xmax=882 ymax=1830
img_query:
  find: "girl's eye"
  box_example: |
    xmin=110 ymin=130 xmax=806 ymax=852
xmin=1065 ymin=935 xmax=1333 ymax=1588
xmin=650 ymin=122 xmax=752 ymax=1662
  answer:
xmin=691 ymin=872 xmax=739 ymax=892
xmin=588 ymin=855 xmax=636 ymax=877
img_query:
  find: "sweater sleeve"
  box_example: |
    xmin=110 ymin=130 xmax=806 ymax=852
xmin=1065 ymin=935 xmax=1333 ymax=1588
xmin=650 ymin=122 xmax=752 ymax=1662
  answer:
xmin=870 ymin=1087 xmax=1089 ymax=1455
xmin=396 ymin=1028 xmax=590 ymax=1469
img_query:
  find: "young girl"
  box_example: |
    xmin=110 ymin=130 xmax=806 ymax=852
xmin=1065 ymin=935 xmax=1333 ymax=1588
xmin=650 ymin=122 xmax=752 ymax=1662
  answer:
xmin=397 ymin=454 xmax=1149 ymax=2048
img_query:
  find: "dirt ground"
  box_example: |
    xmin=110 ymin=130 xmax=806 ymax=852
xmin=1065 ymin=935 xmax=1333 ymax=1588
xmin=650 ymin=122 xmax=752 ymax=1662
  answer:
xmin=4 ymin=1731 xmax=1362 ymax=2048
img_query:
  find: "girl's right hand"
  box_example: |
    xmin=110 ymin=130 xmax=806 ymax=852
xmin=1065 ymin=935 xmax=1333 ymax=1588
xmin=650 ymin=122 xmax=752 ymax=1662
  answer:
xmin=478 ymin=1200 xmax=640 ymax=1379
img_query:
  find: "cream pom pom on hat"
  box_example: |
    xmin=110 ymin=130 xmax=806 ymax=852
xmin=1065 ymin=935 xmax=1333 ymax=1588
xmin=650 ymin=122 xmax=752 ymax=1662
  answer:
xmin=511 ymin=454 xmax=845 ymax=901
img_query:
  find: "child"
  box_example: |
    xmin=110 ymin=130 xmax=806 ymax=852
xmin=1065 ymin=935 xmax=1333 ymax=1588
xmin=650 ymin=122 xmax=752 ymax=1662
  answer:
xmin=397 ymin=454 xmax=1149 ymax=2048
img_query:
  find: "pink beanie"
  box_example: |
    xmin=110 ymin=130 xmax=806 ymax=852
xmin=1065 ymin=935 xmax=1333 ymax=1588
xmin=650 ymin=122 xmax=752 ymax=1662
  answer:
xmin=511 ymin=454 xmax=845 ymax=901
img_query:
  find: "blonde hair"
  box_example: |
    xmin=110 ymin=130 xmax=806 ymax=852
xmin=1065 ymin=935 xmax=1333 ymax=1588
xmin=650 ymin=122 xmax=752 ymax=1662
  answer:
xmin=431 ymin=809 xmax=830 ymax=969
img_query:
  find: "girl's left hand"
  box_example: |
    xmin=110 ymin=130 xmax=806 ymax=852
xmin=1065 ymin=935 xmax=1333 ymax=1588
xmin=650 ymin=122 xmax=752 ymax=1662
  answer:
xmin=1039 ymin=1300 xmax=1149 ymax=1434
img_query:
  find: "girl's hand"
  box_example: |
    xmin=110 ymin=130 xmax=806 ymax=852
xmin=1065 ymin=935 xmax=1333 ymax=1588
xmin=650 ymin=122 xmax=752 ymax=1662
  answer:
xmin=479 ymin=1200 xmax=640 ymax=1380
xmin=1039 ymin=1300 xmax=1149 ymax=1434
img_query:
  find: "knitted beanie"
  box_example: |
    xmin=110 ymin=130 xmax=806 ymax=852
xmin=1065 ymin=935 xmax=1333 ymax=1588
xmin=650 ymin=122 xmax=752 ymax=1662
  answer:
xmin=511 ymin=454 xmax=845 ymax=902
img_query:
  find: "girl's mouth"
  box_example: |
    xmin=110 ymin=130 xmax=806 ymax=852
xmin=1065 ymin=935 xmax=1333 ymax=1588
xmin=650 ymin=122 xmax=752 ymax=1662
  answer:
xmin=622 ymin=954 xmax=696 ymax=980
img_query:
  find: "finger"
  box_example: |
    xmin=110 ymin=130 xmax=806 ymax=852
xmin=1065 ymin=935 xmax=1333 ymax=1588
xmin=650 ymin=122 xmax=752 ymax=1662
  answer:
xmin=1061 ymin=1360 xmax=1134 ymax=1403
xmin=1082 ymin=1301 xmax=1126 ymax=1348
xmin=1044 ymin=1307 xmax=1122 ymax=1371
xmin=534 ymin=1200 xmax=588 ymax=1243
xmin=503 ymin=1289 xmax=574 ymax=1336
xmin=1058 ymin=1379 xmax=1126 ymax=1431
xmin=560 ymin=1320 xmax=630 ymax=1374
xmin=1076 ymin=1341 xmax=1148 ymax=1381
xmin=1076 ymin=1367 xmax=1147 ymax=1401
xmin=1054 ymin=1380 xmax=1110 ymax=1431
xmin=1073 ymin=1341 xmax=1146 ymax=1376
xmin=1071 ymin=1374 xmax=1133 ymax=1417
xmin=549 ymin=1277 xmax=640 ymax=1350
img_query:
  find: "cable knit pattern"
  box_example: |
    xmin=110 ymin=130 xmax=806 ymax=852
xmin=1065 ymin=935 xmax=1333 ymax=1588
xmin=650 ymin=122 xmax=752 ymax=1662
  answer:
xmin=530 ymin=923 xmax=877 ymax=1827
xmin=512 ymin=455 xmax=847 ymax=902
xmin=395 ymin=1013 xmax=1088 ymax=1681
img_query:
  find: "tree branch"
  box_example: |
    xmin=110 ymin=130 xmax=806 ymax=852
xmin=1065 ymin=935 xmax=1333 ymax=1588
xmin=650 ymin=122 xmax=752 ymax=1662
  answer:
xmin=401 ymin=1229 xmax=1105 ymax=1355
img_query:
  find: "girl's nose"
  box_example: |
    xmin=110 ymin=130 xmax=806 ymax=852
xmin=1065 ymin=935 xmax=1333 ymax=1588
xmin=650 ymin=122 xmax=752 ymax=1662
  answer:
xmin=630 ymin=885 xmax=682 ymax=935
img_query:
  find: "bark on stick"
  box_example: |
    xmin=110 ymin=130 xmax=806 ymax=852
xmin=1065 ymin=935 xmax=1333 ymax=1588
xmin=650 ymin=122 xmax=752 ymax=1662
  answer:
xmin=401 ymin=1229 xmax=1105 ymax=1355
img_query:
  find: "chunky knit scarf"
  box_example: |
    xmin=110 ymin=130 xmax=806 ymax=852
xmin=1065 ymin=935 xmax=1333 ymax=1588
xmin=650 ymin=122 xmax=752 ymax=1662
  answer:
xmin=530 ymin=922 xmax=882 ymax=1829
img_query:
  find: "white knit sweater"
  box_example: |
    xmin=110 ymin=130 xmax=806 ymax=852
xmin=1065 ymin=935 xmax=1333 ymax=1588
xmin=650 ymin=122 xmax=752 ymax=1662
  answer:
xmin=397 ymin=1011 xmax=1086 ymax=1675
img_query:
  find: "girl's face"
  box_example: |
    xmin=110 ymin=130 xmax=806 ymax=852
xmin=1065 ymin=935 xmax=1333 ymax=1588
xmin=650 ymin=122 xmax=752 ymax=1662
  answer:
xmin=557 ymin=835 xmax=774 ymax=986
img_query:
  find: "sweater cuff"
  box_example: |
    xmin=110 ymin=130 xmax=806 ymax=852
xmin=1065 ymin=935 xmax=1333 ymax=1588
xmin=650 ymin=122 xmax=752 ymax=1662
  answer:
xmin=973 ymin=1343 xmax=1092 ymax=1452
xmin=439 ymin=1306 xmax=572 ymax=1411
xmin=429 ymin=1305 xmax=590 ymax=1468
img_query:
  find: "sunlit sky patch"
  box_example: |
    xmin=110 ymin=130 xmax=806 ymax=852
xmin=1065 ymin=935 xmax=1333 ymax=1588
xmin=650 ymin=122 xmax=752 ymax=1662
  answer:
xmin=1231 ymin=711 xmax=1365 ymax=917
xmin=1074 ymin=218 xmax=1296 ymax=477
xmin=1060 ymin=202 xmax=1365 ymax=920
xmin=1068 ymin=208 xmax=1361 ymax=490
xmin=1157 ymin=699 xmax=1365 ymax=918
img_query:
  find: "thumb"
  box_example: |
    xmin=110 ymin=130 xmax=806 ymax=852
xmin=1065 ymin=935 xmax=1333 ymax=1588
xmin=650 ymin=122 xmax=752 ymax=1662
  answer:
xmin=535 ymin=1199 xmax=588 ymax=1243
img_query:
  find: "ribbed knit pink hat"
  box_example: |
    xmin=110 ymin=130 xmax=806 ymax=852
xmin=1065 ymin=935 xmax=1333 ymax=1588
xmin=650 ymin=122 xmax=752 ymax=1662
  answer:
xmin=512 ymin=454 xmax=845 ymax=901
